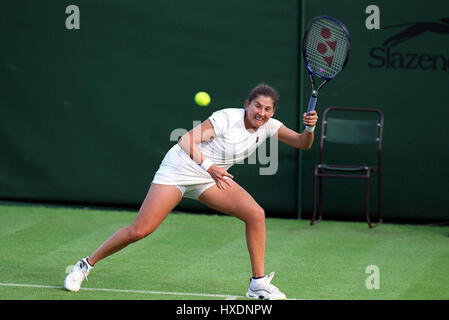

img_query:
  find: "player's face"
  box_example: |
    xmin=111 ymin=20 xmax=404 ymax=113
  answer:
xmin=244 ymin=95 xmax=275 ymax=130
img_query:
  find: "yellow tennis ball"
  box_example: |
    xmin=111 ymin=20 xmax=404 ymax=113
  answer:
xmin=194 ymin=91 xmax=211 ymax=106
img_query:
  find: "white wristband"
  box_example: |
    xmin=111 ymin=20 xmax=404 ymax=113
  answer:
xmin=200 ymin=158 xmax=213 ymax=172
xmin=305 ymin=125 xmax=315 ymax=133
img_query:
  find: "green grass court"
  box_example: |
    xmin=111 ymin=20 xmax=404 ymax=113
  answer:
xmin=0 ymin=203 xmax=448 ymax=300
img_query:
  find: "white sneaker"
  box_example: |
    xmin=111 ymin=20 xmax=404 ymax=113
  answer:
xmin=246 ymin=272 xmax=287 ymax=300
xmin=64 ymin=257 xmax=93 ymax=292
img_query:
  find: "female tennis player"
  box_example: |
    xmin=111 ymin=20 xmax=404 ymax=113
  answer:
xmin=64 ymin=84 xmax=318 ymax=300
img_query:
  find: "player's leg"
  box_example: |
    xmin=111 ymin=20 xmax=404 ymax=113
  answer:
xmin=88 ymin=183 xmax=183 ymax=265
xmin=198 ymin=180 xmax=286 ymax=300
xmin=198 ymin=180 xmax=266 ymax=277
xmin=64 ymin=183 xmax=182 ymax=292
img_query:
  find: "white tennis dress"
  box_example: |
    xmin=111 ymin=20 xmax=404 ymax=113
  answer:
xmin=152 ymin=108 xmax=283 ymax=199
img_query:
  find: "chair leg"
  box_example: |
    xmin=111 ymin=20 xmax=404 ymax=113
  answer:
xmin=366 ymin=176 xmax=372 ymax=228
xmin=318 ymin=176 xmax=323 ymax=222
xmin=368 ymin=172 xmax=383 ymax=229
xmin=311 ymin=166 xmax=323 ymax=226
xmin=311 ymin=172 xmax=319 ymax=225
xmin=378 ymin=170 xmax=383 ymax=225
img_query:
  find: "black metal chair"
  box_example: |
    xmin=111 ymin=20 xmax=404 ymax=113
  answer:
xmin=311 ymin=107 xmax=384 ymax=228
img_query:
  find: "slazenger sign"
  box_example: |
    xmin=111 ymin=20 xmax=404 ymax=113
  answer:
xmin=368 ymin=18 xmax=449 ymax=71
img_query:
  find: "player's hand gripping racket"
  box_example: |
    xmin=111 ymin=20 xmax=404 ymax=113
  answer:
xmin=303 ymin=15 xmax=351 ymax=128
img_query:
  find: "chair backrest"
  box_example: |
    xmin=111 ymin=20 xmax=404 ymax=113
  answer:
xmin=319 ymin=107 xmax=384 ymax=165
xmin=325 ymin=117 xmax=380 ymax=144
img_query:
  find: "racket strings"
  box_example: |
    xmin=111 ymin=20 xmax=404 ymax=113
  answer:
xmin=306 ymin=31 xmax=346 ymax=75
xmin=304 ymin=18 xmax=349 ymax=78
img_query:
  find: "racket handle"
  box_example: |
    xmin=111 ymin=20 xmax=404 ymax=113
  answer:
xmin=305 ymin=95 xmax=317 ymax=131
xmin=306 ymin=95 xmax=317 ymax=114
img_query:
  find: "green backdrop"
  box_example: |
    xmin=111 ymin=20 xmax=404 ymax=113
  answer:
xmin=0 ymin=0 xmax=300 ymax=218
xmin=0 ymin=0 xmax=447 ymax=222
xmin=300 ymin=0 xmax=449 ymax=222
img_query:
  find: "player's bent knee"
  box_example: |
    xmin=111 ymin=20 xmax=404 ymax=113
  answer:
xmin=256 ymin=207 xmax=266 ymax=222
xmin=245 ymin=207 xmax=265 ymax=225
xmin=126 ymin=225 xmax=153 ymax=242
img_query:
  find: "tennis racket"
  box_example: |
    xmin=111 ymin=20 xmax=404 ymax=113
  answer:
xmin=303 ymin=15 xmax=351 ymax=128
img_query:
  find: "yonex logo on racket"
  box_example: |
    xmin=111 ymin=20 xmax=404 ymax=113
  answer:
xmin=317 ymin=27 xmax=337 ymax=68
xmin=303 ymin=16 xmax=350 ymax=114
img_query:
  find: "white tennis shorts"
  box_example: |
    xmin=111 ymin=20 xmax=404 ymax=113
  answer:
xmin=152 ymin=144 xmax=217 ymax=199
xmin=174 ymin=182 xmax=216 ymax=199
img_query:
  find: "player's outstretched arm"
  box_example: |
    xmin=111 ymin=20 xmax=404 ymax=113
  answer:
xmin=276 ymin=110 xmax=318 ymax=150
xmin=177 ymin=119 xmax=215 ymax=164
xmin=177 ymin=120 xmax=233 ymax=190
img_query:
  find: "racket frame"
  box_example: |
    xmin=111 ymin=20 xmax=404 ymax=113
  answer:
xmin=302 ymin=15 xmax=351 ymax=115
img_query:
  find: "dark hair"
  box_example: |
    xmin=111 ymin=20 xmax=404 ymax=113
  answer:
xmin=247 ymin=84 xmax=279 ymax=107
